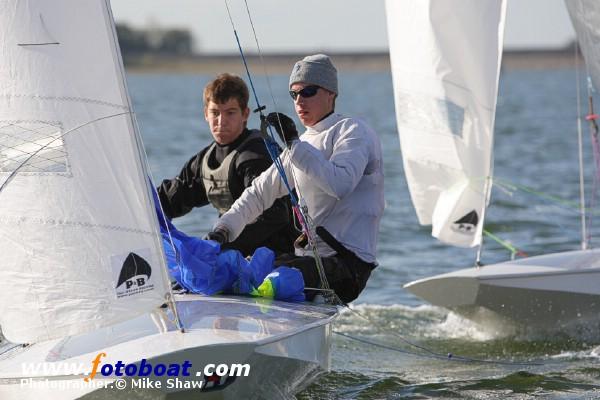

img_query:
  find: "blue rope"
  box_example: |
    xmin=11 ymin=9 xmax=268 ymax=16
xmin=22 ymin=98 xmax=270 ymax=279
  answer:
xmin=230 ymin=28 xmax=298 ymax=206
xmin=223 ymin=1 xmax=331 ymax=294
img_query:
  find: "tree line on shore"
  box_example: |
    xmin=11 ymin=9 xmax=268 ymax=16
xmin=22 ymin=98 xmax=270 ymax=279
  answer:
xmin=116 ymin=23 xmax=195 ymax=55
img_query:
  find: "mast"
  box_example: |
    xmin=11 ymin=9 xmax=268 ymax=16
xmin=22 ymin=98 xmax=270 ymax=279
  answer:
xmin=105 ymin=0 xmax=184 ymax=330
xmin=574 ymin=42 xmax=588 ymax=250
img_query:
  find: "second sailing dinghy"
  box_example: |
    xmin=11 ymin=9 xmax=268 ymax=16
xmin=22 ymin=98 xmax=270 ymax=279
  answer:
xmin=387 ymin=0 xmax=600 ymax=329
xmin=0 ymin=1 xmax=337 ymax=398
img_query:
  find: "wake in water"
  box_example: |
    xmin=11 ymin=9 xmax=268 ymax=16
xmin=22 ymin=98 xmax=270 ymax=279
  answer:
xmin=334 ymin=303 xmax=600 ymax=362
xmin=296 ymin=303 xmax=600 ymax=399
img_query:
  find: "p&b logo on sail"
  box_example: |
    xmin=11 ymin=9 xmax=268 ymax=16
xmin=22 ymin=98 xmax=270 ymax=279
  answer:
xmin=113 ymin=251 xmax=155 ymax=298
xmin=451 ymin=210 xmax=479 ymax=234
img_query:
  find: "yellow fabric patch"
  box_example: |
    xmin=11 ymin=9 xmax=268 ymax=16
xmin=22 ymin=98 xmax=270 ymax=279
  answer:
xmin=256 ymin=279 xmax=275 ymax=298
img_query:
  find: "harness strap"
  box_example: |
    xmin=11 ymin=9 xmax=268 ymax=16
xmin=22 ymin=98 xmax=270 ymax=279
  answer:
xmin=315 ymin=226 xmax=376 ymax=270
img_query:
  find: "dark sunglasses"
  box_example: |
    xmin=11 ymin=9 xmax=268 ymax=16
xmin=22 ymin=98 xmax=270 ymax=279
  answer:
xmin=289 ymin=85 xmax=320 ymax=100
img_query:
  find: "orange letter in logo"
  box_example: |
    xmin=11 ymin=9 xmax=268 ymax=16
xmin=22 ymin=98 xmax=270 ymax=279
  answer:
xmin=84 ymin=352 xmax=107 ymax=382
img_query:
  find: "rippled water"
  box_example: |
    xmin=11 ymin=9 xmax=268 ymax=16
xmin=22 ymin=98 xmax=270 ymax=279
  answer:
xmin=129 ymin=67 xmax=600 ymax=399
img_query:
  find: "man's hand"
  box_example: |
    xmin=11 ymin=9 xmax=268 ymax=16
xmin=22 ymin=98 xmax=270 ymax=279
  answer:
xmin=266 ymin=112 xmax=299 ymax=148
xmin=204 ymin=227 xmax=229 ymax=245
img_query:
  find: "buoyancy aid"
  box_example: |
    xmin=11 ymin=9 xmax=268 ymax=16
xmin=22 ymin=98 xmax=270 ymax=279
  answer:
xmin=200 ymin=130 xmax=263 ymax=215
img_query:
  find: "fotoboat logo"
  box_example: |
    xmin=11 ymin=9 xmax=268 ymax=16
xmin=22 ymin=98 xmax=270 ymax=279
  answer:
xmin=82 ymin=352 xmax=249 ymax=391
xmin=114 ymin=252 xmax=155 ymax=298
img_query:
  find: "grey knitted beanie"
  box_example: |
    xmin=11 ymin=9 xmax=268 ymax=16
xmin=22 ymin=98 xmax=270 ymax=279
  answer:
xmin=289 ymin=54 xmax=338 ymax=95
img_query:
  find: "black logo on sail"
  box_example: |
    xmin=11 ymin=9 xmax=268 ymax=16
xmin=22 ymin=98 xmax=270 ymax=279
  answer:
xmin=115 ymin=252 xmax=155 ymax=298
xmin=452 ymin=210 xmax=478 ymax=234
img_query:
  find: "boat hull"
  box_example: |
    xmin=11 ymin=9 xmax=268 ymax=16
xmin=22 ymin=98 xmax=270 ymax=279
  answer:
xmin=404 ymin=249 xmax=600 ymax=328
xmin=0 ymin=295 xmax=337 ymax=399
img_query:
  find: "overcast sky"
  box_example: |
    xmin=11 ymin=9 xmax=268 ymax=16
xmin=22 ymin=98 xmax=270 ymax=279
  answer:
xmin=110 ymin=0 xmax=576 ymax=53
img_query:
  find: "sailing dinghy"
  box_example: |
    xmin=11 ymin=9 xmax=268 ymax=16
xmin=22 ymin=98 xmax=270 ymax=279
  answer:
xmin=0 ymin=1 xmax=337 ymax=398
xmin=387 ymin=0 xmax=600 ymax=329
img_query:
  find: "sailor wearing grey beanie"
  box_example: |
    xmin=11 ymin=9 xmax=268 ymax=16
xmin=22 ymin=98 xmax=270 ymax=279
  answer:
xmin=278 ymin=54 xmax=339 ymax=129
xmin=215 ymin=53 xmax=384 ymax=304
xmin=289 ymin=54 xmax=338 ymax=95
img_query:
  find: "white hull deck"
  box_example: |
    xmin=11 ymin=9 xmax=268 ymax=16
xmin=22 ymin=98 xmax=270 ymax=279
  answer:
xmin=0 ymin=295 xmax=338 ymax=399
xmin=404 ymin=249 xmax=600 ymax=328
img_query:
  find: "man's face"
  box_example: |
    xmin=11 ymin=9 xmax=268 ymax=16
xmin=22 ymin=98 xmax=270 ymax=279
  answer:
xmin=204 ymin=98 xmax=250 ymax=145
xmin=290 ymin=83 xmax=335 ymax=127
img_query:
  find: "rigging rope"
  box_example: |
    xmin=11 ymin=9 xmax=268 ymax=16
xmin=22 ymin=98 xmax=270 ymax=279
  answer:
xmin=242 ymin=0 xmax=279 ymax=117
xmin=487 ymin=176 xmax=600 ymax=258
xmin=493 ymin=177 xmax=597 ymax=215
xmin=223 ymin=0 xmax=331 ymax=295
xmin=483 ymin=229 xmax=527 ymax=260
xmin=455 ymin=176 xmax=600 ymax=261
xmin=331 ymin=294 xmax=542 ymax=367
xmin=332 ymin=331 xmax=541 ymax=366
xmin=585 ymin=77 xmax=600 ymax=248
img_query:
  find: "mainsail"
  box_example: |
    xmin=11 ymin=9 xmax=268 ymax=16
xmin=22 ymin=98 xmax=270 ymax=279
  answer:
xmin=565 ymin=0 xmax=600 ymax=89
xmin=0 ymin=0 xmax=170 ymax=343
xmin=385 ymin=0 xmax=506 ymax=247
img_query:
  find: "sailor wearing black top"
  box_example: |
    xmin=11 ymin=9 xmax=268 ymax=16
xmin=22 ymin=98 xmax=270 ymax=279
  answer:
xmin=158 ymin=74 xmax=297 ymax=256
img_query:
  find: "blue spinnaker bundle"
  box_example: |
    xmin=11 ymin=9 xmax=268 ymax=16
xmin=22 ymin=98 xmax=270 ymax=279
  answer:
xmin=152 ymin=187 xmax=304 ymax=301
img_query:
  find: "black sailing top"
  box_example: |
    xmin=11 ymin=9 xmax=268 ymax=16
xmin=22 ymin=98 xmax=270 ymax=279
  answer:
xmin=158 ymin=128 xmax=298 ymax=256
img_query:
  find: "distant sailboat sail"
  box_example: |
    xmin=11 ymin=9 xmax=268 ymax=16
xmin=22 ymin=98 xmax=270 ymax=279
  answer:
xmin=565 ymin=0 xmax=600 ymax=89
xmin=0 ymin=0 xmax=170 ymax=343
xmin=385 ymin=0 xmax=506 ymax=247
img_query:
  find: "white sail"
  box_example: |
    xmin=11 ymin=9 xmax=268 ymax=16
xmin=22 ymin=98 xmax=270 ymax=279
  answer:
xmin=0 ymin=0 xmax=170 ymax=343
xmin=565 ymin=0 xmax=600 ymax=90
xmin=385 ymin=0 xmax=506 ymax=247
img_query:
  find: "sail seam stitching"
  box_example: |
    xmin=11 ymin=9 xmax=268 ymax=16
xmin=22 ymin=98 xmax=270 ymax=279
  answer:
xmin=0 ymin=94 xmax=129 ymax=110
xmin=0 ymin=216 xmax=153 ymax=234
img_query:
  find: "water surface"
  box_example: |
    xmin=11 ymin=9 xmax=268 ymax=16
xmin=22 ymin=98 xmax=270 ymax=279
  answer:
xmin=129 ymin=68 xmax=600 ymax=399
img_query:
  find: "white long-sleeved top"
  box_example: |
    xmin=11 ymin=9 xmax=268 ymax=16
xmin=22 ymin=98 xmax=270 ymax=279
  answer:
xmin=216 ymin=113 xmax=385 ymax=264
